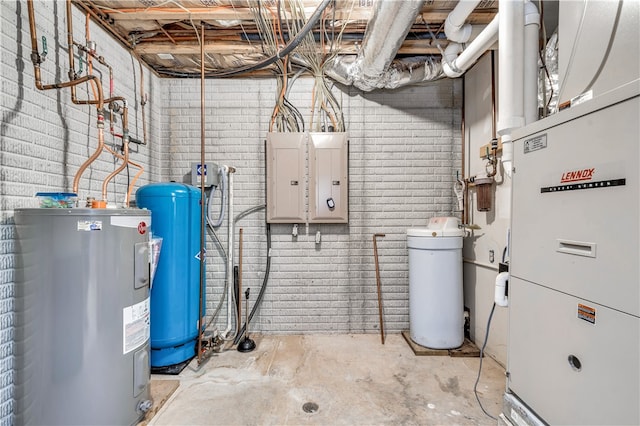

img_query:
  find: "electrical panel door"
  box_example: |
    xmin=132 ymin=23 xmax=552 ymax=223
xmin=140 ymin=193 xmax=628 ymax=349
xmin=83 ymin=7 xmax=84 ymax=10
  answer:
xmin=266 ymin=132 xmax=306 ymax=223
xmin=309 ymin=132 xmax=348 ymax=223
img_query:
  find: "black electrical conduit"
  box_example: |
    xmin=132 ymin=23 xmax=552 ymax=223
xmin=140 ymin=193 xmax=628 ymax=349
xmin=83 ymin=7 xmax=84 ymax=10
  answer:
xmin=155 ymin=0 xmax=333 ymax=79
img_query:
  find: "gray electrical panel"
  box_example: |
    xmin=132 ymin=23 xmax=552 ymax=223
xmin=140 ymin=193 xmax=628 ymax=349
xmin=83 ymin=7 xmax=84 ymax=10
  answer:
xmin=309 ymin=132 xmax=348 ymax=223
xmin=191 ymin=162 xmax=220 ymax=187
xmin=266 ymin=132 xmax=306 ymax=223
xmin=266 ymin=132 xmax=349 ymax=223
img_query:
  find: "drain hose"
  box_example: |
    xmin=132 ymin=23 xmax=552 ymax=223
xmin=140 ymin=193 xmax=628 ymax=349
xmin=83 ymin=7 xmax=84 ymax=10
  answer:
xmin=234 ymin=223 xmax=271 ymax=345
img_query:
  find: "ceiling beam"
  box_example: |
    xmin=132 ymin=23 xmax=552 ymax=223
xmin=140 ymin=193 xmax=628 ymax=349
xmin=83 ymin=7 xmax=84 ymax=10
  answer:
xmin=134 ymin=38 xmax=445 ymax=56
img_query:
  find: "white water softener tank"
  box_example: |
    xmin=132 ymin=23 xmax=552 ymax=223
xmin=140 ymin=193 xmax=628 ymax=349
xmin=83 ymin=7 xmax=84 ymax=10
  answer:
xmin=407 ymin=217 xmax=464 ymax=349
xmin=14 ymin=209 xmax=152 ymax=425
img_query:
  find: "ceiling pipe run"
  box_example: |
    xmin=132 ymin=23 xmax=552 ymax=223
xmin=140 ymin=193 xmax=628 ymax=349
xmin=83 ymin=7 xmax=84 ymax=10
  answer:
xmin=442 ymin=14 xmax=499 ymax=78
xmin=445 ymin=0 xmax=483 ymax=43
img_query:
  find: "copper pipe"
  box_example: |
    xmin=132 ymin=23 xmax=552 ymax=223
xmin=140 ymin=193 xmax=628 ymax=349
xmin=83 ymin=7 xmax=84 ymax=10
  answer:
xmin=197 ymin=22 xmax=206 ymax=364
xmin=104 ymin=144 xmax=144 ymax=207
xmin=487 ymin=50 xmax=498 ymax=178
xmin=28 ymin=0 xmax=102 ymax=102
xmin=373 ymin=233 xmax=386 ymax=345
xmin=73 ymin=117 xmax=106 ymax=194
xmin=71 ymin=0 xmax=134 ymax=50
xmin=29 ymin=0 xmax=107 ymax=197
xmin=137 ymin=56 xmax=148 ymax=145
xmin=490 ymin=50 xmax=497 ymax=141
xmin=66 ymin=0 xmax=76 ymax=75
xmin=125 ymin=161 xmax=145 ymax=207
xmin=101 ymin=105 xmax=130 ymax=202
xmin=461 ymin=77 xmax=467 ymax=225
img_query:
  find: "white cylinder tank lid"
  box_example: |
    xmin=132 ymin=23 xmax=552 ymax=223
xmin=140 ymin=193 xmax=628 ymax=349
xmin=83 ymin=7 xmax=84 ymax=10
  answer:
xmin=407 ymin=216 xmax=464 ymax=237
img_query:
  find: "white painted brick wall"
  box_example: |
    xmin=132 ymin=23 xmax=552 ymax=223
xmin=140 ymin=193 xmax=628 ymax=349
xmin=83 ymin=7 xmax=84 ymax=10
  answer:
xmin=1 ymin=1 xmax=461 ymax=421
xmin=0 ymin=0 xmax=165 ymax=421
xmin=164 ymin=77 xmax=462 ymax=337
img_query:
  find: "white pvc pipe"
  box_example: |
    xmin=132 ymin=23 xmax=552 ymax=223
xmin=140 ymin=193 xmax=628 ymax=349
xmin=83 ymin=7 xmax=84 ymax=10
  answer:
xmin=443 ymin=14 xmax=499 ymax=78
xmin=224 ymin=166 xmax=234 ymax=338
xmin=444 ymin=0 xmax=482 ymax=43
xmin=495 ymin=271 xmax=509 ymax=307
xmin=498 ymin=0 xmax=525 ymax=135
xmin=501 ymin=134 xmax=514 ymax=179
xmin=524 ymin=1 xmax=541 ymax=125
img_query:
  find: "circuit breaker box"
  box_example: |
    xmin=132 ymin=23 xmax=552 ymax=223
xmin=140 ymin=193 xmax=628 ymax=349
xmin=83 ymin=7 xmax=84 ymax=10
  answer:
xmin=266 ymin=133 xmax=306 ymax=223
xmin=309 ymin=132 xmax=348 ymax=223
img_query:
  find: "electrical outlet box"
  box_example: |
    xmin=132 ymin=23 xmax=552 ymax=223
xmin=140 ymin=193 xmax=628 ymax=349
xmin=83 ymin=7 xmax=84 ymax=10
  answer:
xmin=191 ymin=162 xmax=219 ymax=187
xmin=266 ymin=133 xmax=306 ymax=223
xmin=309 ymin=132 xmax=348 ymax=223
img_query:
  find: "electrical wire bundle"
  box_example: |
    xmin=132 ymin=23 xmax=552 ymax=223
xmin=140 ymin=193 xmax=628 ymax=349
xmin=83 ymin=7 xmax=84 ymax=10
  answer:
xmin=251 ymin=1 xmax=305 ymax=132
xmin=251 ymin=0 xmax=352 ymax=133
xmin=291 ymin=0 xmax=347 ymax=132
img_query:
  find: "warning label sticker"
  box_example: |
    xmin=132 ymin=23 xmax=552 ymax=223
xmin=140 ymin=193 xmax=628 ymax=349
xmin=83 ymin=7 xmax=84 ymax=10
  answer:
xmin=123 ymin=297 xmax=150 ymax=354
xmin=578 ymin=303 xmax=596 ymax=324
xmin=523 ymin=133 xmax=547 ymax=154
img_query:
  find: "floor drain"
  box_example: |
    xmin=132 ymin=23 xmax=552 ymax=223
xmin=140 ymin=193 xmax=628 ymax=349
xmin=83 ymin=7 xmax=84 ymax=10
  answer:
xmin=302 ymin=402 xmax=319 ymax=414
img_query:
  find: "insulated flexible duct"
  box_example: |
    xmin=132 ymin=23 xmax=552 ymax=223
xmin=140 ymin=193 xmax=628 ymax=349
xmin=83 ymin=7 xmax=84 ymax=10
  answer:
xmin=325 ymin=0 xmax=439 ymax=91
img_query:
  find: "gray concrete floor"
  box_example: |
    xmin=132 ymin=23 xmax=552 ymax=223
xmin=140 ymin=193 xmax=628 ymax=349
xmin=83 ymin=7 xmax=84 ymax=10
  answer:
xmin=149 ymin=334 xmax=505 ymax=425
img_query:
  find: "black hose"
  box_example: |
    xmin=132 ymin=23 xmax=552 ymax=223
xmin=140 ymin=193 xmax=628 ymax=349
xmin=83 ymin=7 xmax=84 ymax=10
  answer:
xmin=234 ymin=223 xmax=272 ymax=345
xmin=233 ymin=265 xmax=239 ymax=318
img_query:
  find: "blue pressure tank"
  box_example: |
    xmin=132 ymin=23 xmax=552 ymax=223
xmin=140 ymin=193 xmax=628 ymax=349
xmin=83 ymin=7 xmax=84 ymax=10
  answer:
xmin=136 ymin=183 xmax=204 ymax=368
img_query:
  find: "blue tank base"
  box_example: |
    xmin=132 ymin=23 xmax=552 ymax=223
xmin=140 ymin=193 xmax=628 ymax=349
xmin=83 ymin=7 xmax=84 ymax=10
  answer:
xmin=151 ymin=340 xmax=197 ymax=369
xmin=150 ymin=357 xmax=192 ymax=375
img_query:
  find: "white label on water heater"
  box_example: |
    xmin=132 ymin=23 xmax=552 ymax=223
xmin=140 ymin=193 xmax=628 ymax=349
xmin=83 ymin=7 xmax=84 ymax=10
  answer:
xmin=123 ymin=297 xmax=150 ymax=354
xmin=77 ymin=220 xmax=102 ymax=231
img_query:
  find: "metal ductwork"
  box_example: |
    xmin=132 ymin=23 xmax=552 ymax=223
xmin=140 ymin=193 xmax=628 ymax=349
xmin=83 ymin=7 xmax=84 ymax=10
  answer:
xmin=325 ymin=0 xmax=445 ymax=91
xmin=325 ymin=0 xmax=499 ymax=90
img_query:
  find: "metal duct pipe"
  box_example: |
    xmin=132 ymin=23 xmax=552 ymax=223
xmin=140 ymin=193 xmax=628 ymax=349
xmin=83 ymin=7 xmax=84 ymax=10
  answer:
xmin=498 ymin=0 xmax=525 ymax=135
xmin=357 ymin=0 xmax=425 ymax=90
xmin=325 ymin=0 xmax=428 ymax=91
xmin=325 ymin=55 xmax=443 ymax=89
